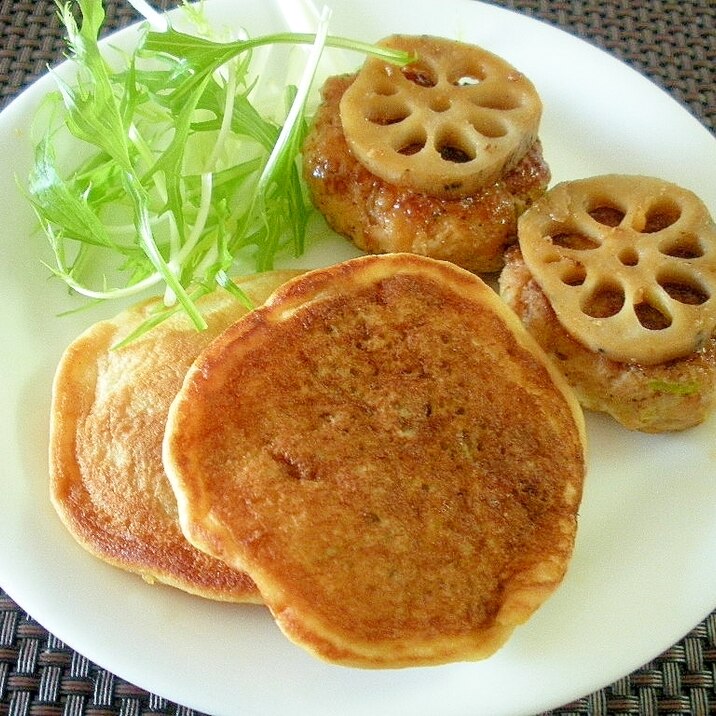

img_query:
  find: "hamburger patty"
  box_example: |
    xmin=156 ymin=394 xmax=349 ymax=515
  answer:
xmin=302 ymin=74 xmax=550 ymax=273
xmin=500 ymin=247 xmax=716 ymax=432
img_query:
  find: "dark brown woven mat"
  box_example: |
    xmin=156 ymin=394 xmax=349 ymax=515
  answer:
xmin=1 ymin=594 xmax=715 ymax=716
xmin=491 ymin=0 xmax=715 ymax=133
xmin=1 ymin=0 xmax=714 ymax=129
xmin=1 ymin=1 xmax=715 ymax=715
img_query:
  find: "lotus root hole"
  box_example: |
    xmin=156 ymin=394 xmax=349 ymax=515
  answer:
xmin=373 ymin=77 xmax=400 ymax=97
xmin=551 ymin=231 xmax=600 ymax=251
xmin=658 ymin=275 xmax=710 ymax=305
xmin=402 ymin=63 xmax=437 ymax=88
xmin=393 ymin=126 xmax=427 ymax=157
xmin=397 ymin=144 xmax=424 ymax=157
xmin=634 ymin=301 xmax=672 ymax=330
xmin=454 ymin=75 xmax=482 ymax=86
xmin=618 ymin=247 xmax=640 ymax=266
xmin=581 ymin=281 xmax=625 ymax=318
xmin=659 ymin=235 xmax=704 ymax=259
xmin=449 ymin=63 xmax=486 ymax=86
xmin=435 ymin=128 xmax=476 ymax=164
xmin=473 ymin=88 xmax=523 ymax=111
xmin=429 ymin=96 xmax=451 ymax=113
xmin=560 ymin=263 xmax=587 ymax=286
xmin=643 ymin=199 xmax=682 ymax=233
xmin=470 ymin=114 xmax=508 ymax=139
xmin=366 ymin=100 xmax=411 ymax=126
xmin=588 ymin=204 xmax=625 ymax=227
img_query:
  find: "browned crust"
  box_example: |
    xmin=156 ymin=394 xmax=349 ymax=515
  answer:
xmin=164 ymin=253 xmax=586 ymax=667
xmin=302 ymin=74 xmax=550 ymax=273
xmin=499 ymin=247 xmax=716 ymax=432
xmin=50 ymin=271 xmax=300 ymax=601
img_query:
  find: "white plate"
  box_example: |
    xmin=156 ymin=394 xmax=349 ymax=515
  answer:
xmin=1 ymin=1 xmax=715 ymax=714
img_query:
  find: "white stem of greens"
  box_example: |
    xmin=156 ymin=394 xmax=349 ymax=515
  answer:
xmin=215 ymin=269 xmax=231 ymax=289
xmin=45 ymin=222 xmax=163 ymax=299
xmin=178 ymin=172 xmax=214 ymax=265
xmin=167 ymin=210 xmax=181 ymax=264
xmin=128 ymin=123 xmax=168 ymax=204
xmin=125 ymin=0 xmax=169 ymax=33
xmin=163 ymin=171 xmax=214 ymax=303
xmin=97 ymin=212 xmax=171 ymax=236
xmin=162 ymin=212 xmax=181 ymax=306
xmin=193 ymin=243 xmax=221 ymax=277
xmin=206 ymin=62 xmax=238 ymax=170
xmin=59 ymin=270 xmax=163 ymax=300
xmin=255 ymin=5 xmax=331 ymax=194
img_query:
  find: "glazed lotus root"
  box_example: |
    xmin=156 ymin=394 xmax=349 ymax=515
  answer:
xmin=518 ymin=175 xmax=716 ymax=365
xmin=339 ymin=34 xmax=542 ymax=197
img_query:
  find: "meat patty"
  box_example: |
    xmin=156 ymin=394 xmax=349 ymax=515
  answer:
xmin=499 ymin=247 xmax=716 ymax=432
xmin=302 ymin=74 xmax=551 ymax=273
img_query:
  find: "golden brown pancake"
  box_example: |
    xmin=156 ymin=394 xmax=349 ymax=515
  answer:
xmin=164 ymin=253 xmax=586 ymax=666
xmin=50 ymin=270 xmax=300 ymax=601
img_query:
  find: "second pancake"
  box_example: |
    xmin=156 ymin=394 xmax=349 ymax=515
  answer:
xmin=164 ymin=254 xmax=586 ymax=666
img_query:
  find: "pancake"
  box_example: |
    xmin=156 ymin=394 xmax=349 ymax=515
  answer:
xmin=49 ymin=270 xmax=300 ymax=601
xmin=163 ymin=253 xmax=586 ymax=666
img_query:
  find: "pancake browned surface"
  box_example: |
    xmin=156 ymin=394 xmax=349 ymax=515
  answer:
xmin=501 ymin=175 xmax=716 ymax=432
xmin=164 ymin=253 xmax=586 ymax=667
xmin=50 ymin=270 xmax=299 ymax=602
xmin=302 ymin=35 xmax=550 ymax=273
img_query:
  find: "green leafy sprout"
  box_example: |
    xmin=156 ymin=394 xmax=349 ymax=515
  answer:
xmin=27 ymin=0 xmax=413 ymax=341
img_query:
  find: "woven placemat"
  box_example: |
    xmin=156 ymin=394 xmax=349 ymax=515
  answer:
xmin=1 ymin=0 xmax=714 ymax=129
xmin=1 ymin=591 xmax=711 ymax=716
xmin=493 ymin=0 xmax=715 ymax=133
xmin=0 ymin=1 xmax=714 ymax=715
xmin=1 ymin=0 xmax=714 ymax=128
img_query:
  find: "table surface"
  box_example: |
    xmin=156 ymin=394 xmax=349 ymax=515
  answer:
xmin=0 ymin=1 xmax=714 ymax=715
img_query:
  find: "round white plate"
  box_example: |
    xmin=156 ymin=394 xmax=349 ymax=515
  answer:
xmin=1 ymin=1 xmax=714 ymax=715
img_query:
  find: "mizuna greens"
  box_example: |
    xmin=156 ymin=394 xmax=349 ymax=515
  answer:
xmin=28 ymin=0 xmax=412 ymax=341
